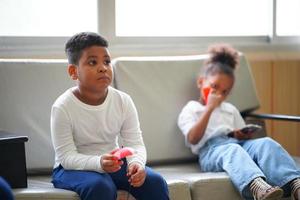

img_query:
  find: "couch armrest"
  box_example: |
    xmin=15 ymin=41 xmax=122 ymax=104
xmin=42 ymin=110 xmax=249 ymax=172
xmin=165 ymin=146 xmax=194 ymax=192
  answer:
xmin=245 ymin=113 xmax=300 ymax=122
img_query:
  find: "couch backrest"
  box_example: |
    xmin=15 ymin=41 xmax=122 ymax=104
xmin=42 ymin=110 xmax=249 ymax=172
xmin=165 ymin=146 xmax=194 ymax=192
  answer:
xmin=113 ymin=54 xmax=260 ymax=164
xmin=0 ymin=59 xmax=73 ymax=170
xmin=0 ymin=54 xmax=260 ymax=170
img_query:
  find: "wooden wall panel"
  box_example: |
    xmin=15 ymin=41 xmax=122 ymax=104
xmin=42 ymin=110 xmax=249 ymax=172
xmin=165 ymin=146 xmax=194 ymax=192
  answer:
xmin=248 ymin=59 xmax=300 ymax=156
xmin=272 ymin=61 xmax=300 ymax=156
xmin=249 ymin=61 xmax=273 ymax=136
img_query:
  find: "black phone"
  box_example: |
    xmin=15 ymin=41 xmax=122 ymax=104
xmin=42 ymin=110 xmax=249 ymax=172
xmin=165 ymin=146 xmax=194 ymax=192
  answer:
xmin=240 ymin=124 xmax=262 ymax=134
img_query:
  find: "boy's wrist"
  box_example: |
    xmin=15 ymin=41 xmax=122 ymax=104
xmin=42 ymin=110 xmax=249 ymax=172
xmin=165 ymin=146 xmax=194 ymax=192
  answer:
xmin=98 ymin=155 xmax=105 ymax=172
xmin=128 ymin=161 xmax=145 ymax=170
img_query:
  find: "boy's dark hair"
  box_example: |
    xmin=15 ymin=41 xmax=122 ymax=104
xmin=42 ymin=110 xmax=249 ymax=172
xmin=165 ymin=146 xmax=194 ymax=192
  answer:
xmin=65 ymin=32 xmax=108 ymax=65
xmin=203 ymin=43 xmax=239 ymax=78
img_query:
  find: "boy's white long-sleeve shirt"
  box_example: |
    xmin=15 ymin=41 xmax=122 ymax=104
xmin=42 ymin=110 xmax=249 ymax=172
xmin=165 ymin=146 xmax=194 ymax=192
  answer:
xmin=51 ymin=86 xmax=146 ymax=173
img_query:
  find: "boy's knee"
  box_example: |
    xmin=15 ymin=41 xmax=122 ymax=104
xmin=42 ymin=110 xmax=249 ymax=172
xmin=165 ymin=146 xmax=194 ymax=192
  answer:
xmin=144 ymin=170 xmax=168 ymax=191
xmin=81 ymin=177 xmax=117 ymax=200
xmin=137 ymin=170 xmax=169 ymax=200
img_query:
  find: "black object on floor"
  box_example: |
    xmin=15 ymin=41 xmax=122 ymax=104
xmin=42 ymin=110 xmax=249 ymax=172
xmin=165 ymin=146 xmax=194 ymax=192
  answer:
xmin=0 ymin=131 xmax=28 ymax=188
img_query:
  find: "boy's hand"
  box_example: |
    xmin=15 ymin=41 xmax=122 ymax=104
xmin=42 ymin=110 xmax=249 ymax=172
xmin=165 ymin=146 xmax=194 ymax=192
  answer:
xmin=100 ymin=153 xmax=123 ymax=173
xmin=127 ymin=162 xmax=146 ymax=187
xmin=206 ymin=91 xmax=225 ymax=109
xmin=233 ymin=130 xmax=253 ymax=140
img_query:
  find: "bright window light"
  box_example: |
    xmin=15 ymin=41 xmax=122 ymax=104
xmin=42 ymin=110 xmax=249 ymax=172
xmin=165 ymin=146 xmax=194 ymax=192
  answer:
xmin=0 ymin=0 xmax=97 ymax=36
xmin=276 ymin=0 xmax=300 ymax=36
xmin=116 ymin=0 xmax=272 ymax=37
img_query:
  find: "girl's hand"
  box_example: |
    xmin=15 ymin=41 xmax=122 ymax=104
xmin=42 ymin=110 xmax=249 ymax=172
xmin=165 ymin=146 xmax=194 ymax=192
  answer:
xmin=233 ymin=130 xmax=253 ymax=140
xmin=206 ymin=91 xmax=225 ymax=109
xmin=127 ymin=162 xmax=146 ymax=187
xmin=100 ymin=153 xmax=123 ymax=173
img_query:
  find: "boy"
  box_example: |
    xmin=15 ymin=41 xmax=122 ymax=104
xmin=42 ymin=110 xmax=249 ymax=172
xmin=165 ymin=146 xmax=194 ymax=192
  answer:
xmin=51 ymin=32 xmax=169 ymax=200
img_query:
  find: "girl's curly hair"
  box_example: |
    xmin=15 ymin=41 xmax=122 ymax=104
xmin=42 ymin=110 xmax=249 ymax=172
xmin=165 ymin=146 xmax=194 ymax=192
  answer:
xmin=203 ymin=43 xmax=239 ymax=77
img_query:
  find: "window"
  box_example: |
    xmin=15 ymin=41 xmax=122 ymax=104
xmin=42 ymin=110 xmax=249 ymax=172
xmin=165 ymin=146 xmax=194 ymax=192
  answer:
xmin=116 ymin=0 xmax=272 ymax=37
xmin=101 ymin=0 xmax=300 ymax=43
xmin=0 ymin=0 xmax=97 ymax=37
xmin=276 ymin=0 xmax=300 ymax=36
xmin=0 ymin=0 xmax=98 ymax=58
xmin=1 ymin=0 xmax=299 ymax=58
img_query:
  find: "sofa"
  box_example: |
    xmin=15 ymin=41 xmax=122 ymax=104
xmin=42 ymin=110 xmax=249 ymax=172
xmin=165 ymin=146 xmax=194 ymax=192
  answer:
xmin=0 ymin=55 xmax=299 ymax=200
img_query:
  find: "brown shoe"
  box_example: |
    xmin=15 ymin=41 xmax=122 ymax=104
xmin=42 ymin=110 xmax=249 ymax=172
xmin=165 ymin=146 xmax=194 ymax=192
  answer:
xmin=292 ymin=188 xmax=300 ymax=200
xmin=250 ymin=177 xmax=283 ymax=200
xmin=291 ymin=178 xmax=300 ymax=200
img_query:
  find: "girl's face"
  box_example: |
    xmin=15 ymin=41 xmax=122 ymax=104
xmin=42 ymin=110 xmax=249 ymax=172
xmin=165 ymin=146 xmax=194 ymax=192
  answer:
xmin=198 ymin=73 xmax=234 ymax=103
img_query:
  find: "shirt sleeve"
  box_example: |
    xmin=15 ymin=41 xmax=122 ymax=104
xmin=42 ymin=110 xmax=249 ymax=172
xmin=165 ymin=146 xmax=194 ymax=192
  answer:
xmin=177 ymin=103 xmax=198 ymax=147
xmin=119 ymin=95 xmax=147 ymax=168
xmin=51 ymin=106 xmax=104 ymax=173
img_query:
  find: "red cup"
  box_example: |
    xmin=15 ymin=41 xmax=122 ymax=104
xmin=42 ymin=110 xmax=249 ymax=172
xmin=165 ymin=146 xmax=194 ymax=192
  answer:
xmin=202 ymin=86 xmax=211 ymax=105
xmin=112 ymin=147 xmax=135 ymax=160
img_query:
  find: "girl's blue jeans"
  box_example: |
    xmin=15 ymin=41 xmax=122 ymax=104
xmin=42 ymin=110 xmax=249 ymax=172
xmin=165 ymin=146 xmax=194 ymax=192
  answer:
xmin=52 ymin=160 xmax=169 ymax=200
xmin=199 ymin=136 xmax=300 ymax=199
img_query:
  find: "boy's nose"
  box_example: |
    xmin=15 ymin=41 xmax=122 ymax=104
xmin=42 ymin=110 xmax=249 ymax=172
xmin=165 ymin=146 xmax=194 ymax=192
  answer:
xmin=97 ymin=65 xmax=107 ymax=73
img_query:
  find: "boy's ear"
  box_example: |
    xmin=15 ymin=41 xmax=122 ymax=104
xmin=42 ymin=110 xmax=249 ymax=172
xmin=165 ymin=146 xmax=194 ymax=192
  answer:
xmin=197 ymin=76 xmax=204 ymax=88
xmin=68 ymin=64 xmax=78 ymax=80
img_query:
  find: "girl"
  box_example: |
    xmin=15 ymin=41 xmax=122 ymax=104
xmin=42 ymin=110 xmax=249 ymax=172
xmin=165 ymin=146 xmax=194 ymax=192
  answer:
xmin=177 ymin=44 xmax=300 ymax=200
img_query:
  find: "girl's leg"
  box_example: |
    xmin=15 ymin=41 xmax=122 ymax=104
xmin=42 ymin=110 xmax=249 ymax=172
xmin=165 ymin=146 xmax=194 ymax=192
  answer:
xmin=242 ymin=137 xmax=300 ymax=197
xmin=110 ymin=160 xmax=169 ymax=200
xmin=200 ymin=142 xmax=266 ymax=198
xmin=52 ymin=165 xmax=117 ymax=200
xmin=0 ymin=177 xmax=14 ymax=200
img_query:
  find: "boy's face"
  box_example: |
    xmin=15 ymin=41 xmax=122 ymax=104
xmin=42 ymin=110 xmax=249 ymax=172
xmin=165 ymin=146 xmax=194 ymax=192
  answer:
xmin=69 ymin=46 xmax=113 ymax=93
xmin=198 ymin=73 xmax=234 ymax=100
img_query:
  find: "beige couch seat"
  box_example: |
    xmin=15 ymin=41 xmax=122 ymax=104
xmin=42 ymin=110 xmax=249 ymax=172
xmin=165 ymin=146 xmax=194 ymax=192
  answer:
xmin=154 ymin=163 xmax=241 ymax=200
xmin=13 ymin=175 xmax=190 ymax=200
xmin=155 ymin=159 xmax=299 ymax=200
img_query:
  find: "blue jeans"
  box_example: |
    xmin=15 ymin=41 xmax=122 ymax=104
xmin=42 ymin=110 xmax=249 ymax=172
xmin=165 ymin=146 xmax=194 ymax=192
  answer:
xmin=0 ymin=177 xmax=14 ymax=200
xmin=52 ymin=160 xmax=169 ymax=200
xmin=199 ymin=136 xmax=300 ymax=199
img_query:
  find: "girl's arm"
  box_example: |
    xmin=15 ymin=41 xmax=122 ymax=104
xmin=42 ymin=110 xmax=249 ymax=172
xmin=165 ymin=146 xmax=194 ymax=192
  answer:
xmin=187 ymin=106 xmax=214 ymax=144
xmin=188 ymin=92 xmax=225 ymax=145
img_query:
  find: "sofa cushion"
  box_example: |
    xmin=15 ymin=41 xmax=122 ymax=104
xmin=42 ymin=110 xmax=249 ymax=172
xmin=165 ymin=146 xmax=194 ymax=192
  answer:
xmin=154 ymin=159 xmax=299 ymax=200
xmin=113 ymin=55 xmax=260 ymax=164
xmin=13 ymin=176 xmax=136 ymax=200
xmin=13 ymin=176 xmax=79 ymax=200
xmin=13 ymin=175 xmax=191 ymax=200
xmin=166 ymin=179 xmax=192 ymax=200
xmin=154 ymin=163 xmax=242 ymax=200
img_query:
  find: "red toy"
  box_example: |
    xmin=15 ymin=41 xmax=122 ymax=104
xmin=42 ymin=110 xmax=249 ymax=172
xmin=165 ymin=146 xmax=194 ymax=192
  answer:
xmin=112 ymin=147 xmax=135 ymax=160
xmin=202 ymin=86 xmax=211 ymax=105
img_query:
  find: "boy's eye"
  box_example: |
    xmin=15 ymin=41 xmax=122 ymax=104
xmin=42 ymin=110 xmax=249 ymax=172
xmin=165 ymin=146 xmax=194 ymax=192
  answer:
xmin=88 ymin=60 xmax=97 ymax=66
xmin=104 ymin=59 xmax=111 ymax=65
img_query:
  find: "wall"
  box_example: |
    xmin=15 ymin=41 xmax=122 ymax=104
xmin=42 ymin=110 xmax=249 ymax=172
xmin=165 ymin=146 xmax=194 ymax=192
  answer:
xmin=247 ymin=54 xmax=300 ymax=156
